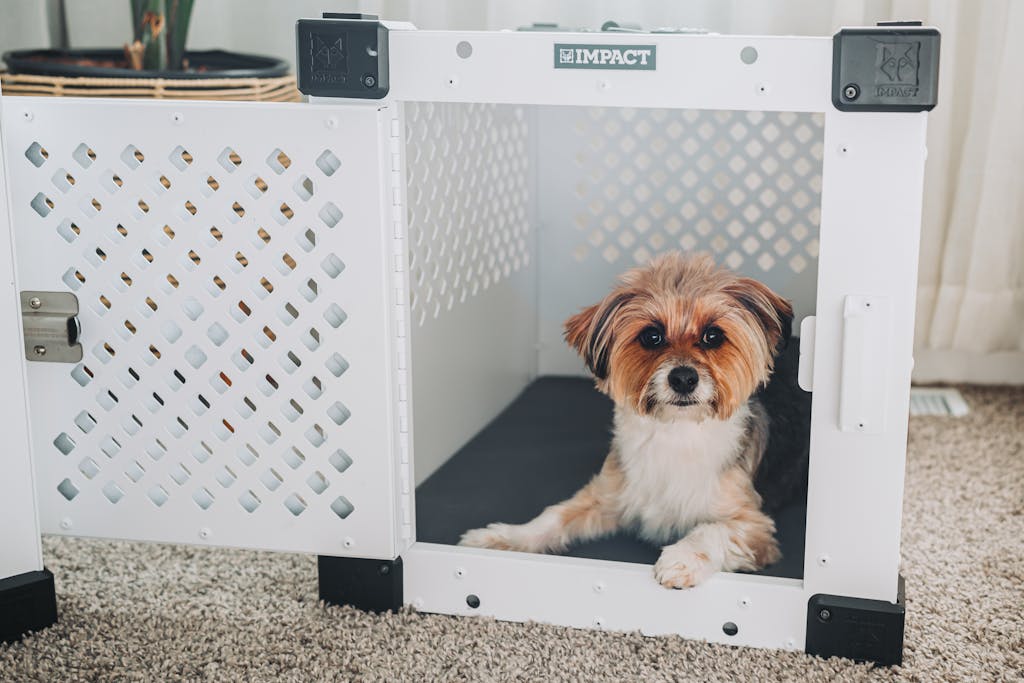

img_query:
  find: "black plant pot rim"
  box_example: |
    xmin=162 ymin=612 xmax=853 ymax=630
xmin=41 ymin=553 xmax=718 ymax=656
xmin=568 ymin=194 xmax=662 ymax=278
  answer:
xmin=3 ymin=48 xmax=290 ymax=80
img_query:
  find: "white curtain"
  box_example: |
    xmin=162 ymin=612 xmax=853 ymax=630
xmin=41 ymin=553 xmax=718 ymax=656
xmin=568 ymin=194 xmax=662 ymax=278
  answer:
xmin=34 ymin=0 xmax=1024 ymax=383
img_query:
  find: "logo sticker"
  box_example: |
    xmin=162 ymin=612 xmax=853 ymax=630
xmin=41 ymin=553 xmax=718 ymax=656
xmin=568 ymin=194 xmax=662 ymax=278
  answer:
xmin=554 ymin=44 xmax=657 ymax=70
xmin=309 ymin=33 xmax=347 ymax=84
xmin=874 ymin=41 xmax=920 ymax=97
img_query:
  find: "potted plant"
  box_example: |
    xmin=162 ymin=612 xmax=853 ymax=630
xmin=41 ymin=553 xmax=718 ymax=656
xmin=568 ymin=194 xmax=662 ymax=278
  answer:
xmin=2 ymin=0 xmax=298 ymax=102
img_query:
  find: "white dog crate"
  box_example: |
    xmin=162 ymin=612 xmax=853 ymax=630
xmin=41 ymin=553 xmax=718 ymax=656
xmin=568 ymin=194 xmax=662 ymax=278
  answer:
xmin=0 ymin=16 xmax=938 ymax=665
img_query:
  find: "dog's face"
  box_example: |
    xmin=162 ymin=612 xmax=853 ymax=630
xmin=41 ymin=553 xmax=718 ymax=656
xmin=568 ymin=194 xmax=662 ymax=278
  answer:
xmin=565 ymin=252 xmax=793 ymax=421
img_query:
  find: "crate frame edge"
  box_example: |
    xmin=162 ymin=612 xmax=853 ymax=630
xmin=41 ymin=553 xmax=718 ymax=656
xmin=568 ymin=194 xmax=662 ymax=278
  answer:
xmin=327 ymin=23 xmax=932 ymax=659
xmin=0 ymin=20 xmax=937 ymax=662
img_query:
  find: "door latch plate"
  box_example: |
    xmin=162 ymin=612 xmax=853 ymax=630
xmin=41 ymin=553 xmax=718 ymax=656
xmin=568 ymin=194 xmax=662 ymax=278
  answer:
xmin=21 ymin=291 xmax=82 ymax=363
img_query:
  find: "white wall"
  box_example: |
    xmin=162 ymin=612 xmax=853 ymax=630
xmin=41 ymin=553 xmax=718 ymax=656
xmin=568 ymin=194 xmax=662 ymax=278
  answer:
xmin=0 ymin=0 xmax=52 ymax=54
xmin=41 ymin=0 xmax=900 ymax=68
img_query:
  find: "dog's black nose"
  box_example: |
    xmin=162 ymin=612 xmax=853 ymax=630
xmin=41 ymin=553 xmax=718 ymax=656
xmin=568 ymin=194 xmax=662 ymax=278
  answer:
xmin=668 ymin=366 xmax=699 ymax=395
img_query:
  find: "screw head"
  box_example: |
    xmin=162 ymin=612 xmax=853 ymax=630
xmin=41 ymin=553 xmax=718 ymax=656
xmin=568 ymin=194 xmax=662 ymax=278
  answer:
xmin=60 ymin=517 xmax=72 ymax=529
xmin=843 ymin=83 xmax=860 ymax=101
xmin=454 ymin=567 xmax=466 ymax=579
xmin=29 ymin=297 xmax=42 ymax=309
xmin=22 ymin=111 xmax=33 ymax=121
xmin=378 ymin=563 xmax=391 ymax=575
xmin=343 ymin=537 xmax=355 ymax=548
xmin=199 ymin=527 xmax=212 ymax=539
xmin=325 ymin=117 xmax=338 ymax=129
xmin=593 ymin=581 xmax=605 ymax=594
xmin=818 ymin=608 xmax=832 ymax=622
xmin=33 ymin=345 xmax=46 ymax=356
xmin=171 ymin=112 xmax=184 ymax=124
xmin=361 ymin=74 xmax=377 ymax=88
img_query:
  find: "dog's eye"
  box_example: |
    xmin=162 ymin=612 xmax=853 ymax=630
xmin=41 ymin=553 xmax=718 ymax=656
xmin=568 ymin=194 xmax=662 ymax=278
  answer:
xmin=638 ymin=326 xmax=665 ymax=349
xmin=699 ymin=326 xmax=725 ymax=349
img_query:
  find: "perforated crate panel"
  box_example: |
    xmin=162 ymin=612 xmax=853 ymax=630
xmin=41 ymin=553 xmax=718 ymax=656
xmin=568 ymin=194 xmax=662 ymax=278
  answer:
xmin=404 ymin=102 xmax=532 ymax=328
xmin=2 ymin=99 xmax=402 ymax=558
xmin=535 ymin=107 xmax=824 ymax=374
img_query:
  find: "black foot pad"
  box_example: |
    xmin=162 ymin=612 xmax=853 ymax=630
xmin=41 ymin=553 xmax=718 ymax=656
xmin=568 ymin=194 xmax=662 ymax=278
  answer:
xmin=0 ymin=568 xmax=58 ymax=644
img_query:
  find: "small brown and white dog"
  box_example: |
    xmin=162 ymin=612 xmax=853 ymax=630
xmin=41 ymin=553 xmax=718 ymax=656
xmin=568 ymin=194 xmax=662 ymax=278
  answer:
xmin=461 ymin=251 xmax=807 ymax=588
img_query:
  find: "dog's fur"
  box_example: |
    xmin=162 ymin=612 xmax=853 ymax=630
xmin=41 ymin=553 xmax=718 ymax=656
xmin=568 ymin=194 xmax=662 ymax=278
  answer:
xmin=460 ymin=251 xmax=807 ymax=588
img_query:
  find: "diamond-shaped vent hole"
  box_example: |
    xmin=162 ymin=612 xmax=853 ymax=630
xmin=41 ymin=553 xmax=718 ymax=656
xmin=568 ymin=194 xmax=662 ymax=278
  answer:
xmin=327 ymin=401 xmax=351 ymax=426
xmin=102 ymin=481 xmax=125 ymax=504
xmin=238 ymin=489 xmax=261 ymax=513
xmin=331 ymin=496 xmax=354 ymax=519
xmin=73 ymin=143 xmax=96 ymax=168
xmin=324 ymin=304 xmax=347 ymax=328
xmin=120 ymin=144 xmax=143 ymax=169
xmin=329 ymin=449 xmax=353 ymax=473
xmin=78 ymin=457 xmax=100 ymax=479
xmin=58 ymin=478 xmax=80 ymax=501
xmin=306 ymin=471 xmax=329 ymax=495
xmin=217 ymin=147 xmax=242 ymax=173
xmin=260 ymin=468 xmax=284 ymax=491
xmin=31 ymin=192 xmax=54 ymax=218
xmin=318 ymin=202 xmax=342 ymax=228
xmin=321 ymin=253 xmax=345 ymax=278
xmin=284 ymin=492 xmax=307 ymax=516
xmin=325 ymin=353 xmax=349 ymax=378
xmin=266 ymin=148 xmax=292 ymax=175
xmin=192 ymin=487 xmax=215 ymax=510
xmin=315 ymin=149 xmax=340 ymax=176
xmin=54 ymin=432 xmax=76 ymax=455
xmin=25 ymin=141 xmax=49 ymax=167
xmin=147 ymin=485 xmax=169 ymax=507
xmin=293 ymin=175 xmax=314 ymax=201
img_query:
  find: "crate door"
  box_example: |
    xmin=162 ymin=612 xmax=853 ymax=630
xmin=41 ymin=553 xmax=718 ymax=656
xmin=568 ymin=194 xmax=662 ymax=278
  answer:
xmin=2 ymin=99 xmax=403 ymax=559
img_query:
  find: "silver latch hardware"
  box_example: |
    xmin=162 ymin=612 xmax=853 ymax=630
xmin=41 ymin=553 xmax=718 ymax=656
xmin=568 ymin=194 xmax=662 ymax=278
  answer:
xmin=21 ymin=291 xmax=82 ymax=363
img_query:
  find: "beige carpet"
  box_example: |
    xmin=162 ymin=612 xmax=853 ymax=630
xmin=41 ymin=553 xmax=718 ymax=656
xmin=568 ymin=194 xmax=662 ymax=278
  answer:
xmin=2 ymin=385 xmax=1021 ymax=682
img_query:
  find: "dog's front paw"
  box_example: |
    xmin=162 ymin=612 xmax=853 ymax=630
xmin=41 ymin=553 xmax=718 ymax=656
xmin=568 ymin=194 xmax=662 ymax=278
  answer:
xmin=459 ymin=523 xmax=522 ymax=551
xmin=654 ymin=542 xmax=717 ymax=589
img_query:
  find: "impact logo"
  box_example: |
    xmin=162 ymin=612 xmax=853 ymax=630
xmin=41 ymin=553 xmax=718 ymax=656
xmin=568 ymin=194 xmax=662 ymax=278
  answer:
xmin=554 ymin=44 xmax=657 ymax=70
xmin=875 ymin=41 xmax=920 ymax=97
xmin=310 ymin=33 xmax=346 ymax=83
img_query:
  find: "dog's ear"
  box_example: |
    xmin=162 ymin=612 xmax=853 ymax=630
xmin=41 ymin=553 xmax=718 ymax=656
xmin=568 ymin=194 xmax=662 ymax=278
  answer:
xmin=725 ymin=278 xmax=793 ymax=352
xmin=564 ymin=292 xmax=634 ymax=380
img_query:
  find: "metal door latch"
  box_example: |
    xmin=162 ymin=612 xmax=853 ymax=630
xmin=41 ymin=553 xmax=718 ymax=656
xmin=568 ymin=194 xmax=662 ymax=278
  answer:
xmin=20 ymin=291 xmax=82 ymax=363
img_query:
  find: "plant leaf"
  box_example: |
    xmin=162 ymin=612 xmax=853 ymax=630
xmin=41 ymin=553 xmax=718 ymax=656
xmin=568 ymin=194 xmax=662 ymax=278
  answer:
xmin=165 ymin=0 xmax=195 ymax=71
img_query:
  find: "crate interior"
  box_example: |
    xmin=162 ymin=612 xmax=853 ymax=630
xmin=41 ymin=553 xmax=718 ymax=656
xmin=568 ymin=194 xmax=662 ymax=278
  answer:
xmin=407 ymin=102 xmax=822 ymax=579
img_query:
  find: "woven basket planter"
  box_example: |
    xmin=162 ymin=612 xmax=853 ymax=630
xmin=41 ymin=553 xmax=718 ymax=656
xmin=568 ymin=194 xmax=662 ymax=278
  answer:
xmin=1 ymin=49 xmax=300 ymax=103
xmin=0 ymin=71 xmax=300 ymax=102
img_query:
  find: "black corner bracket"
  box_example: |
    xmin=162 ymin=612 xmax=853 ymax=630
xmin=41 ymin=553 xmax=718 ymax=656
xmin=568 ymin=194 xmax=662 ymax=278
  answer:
xmin=0 ymin=568 xmax=58 ymax=644
xmin=833 ymin=25 xmax=940 ymax=112
xmin=806 ymin=576 xmax=906 ymax=666
xmin=296 ymin=13 xmax=389 ymax=99
xmin=318 ymin=555 xmax=403 ymax=613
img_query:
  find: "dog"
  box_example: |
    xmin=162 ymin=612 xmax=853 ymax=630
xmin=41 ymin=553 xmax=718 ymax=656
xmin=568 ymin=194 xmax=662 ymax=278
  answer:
xmin=460 ymin=251 xmax=809 ymax=588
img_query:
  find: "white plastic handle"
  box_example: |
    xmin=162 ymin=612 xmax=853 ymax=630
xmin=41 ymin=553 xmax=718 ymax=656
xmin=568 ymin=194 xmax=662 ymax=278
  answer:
xmin=838 ymin=295 xmax=891 ymax=434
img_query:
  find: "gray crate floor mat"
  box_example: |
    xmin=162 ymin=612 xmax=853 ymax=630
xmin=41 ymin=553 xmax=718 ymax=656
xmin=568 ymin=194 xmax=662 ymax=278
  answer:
xmin=415 ymin=377 xmax=807 ymax=580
